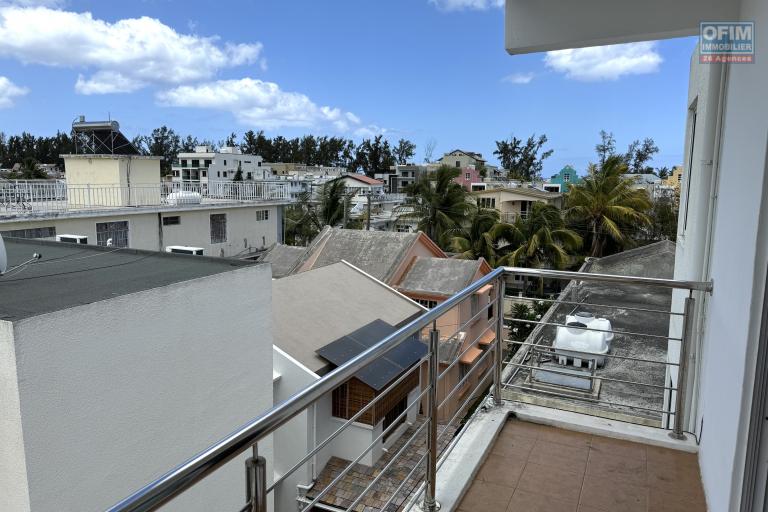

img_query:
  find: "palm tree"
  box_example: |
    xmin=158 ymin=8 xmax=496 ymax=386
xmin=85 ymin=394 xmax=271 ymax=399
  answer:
xmin=448 ymin=208 xmax=518 ymax=266
xmin=497 ymin=202 xmax=582 ymax=269
xmin=565 ymin=155 xmax=652 ymax=257
xmin=284 ymin=180 xmax=352 ymax=245
xmin=395 ymin=165 xmax=473 ymax=247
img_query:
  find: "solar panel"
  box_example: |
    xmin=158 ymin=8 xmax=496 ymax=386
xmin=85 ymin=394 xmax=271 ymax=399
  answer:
xmin=316 ymin=319 xmax=427 ymax=391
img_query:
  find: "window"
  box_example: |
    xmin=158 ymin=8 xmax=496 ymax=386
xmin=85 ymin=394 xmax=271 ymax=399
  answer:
xmin=162 ymin=216 xmax=180 ymax=226
xmin=563 ymin=173 xmax=570 ymax=182
xmin=332 ymin=383 xmax=349 ymax=419
xmin=1 ymin=226 xmax=56 ymax=239
xmin=479 ymin=198 xmax=496 ymax=209
xmin=182 ymin=160 xmax=188 ymax=167
xmin=257 ymin=161 xmax=262 ymax=167
xmin=191 ymin=159 xmax=199 ymax=167
xmin=455 ymin=160 xmax=461 ymax=167
xmin=173 ymin=170 xmax=179 ymax=177
xmin=256 ymin=210 xmax=269 ymax=221
xmin=382 ymin=396 xmax=407 ymax=442
xmin=223 ymin=159 xmax=227 ymax=166
xmin=247 ymin=172 xmax=252 ymax=180
xmin=416 ymin=298 xmax=438 ymax=309
xmin=202 ymin=171 xmax=207 ymax=177
xmin=465 ymin=173 xmax=471 ymax=180
xmin=96 ymin=221 xmax=129 ymax=247
xmin=223 ymin=171 xmax=228 ymax=178
xmin=204 ymin=159 xmax=212 ymax=167
xmin=210 ymin=214 xmax=227 ymax=243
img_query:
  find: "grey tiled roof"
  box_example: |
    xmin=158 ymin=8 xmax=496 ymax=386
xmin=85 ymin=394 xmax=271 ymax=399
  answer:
xmin=258 ymin=243 xmax=308 ymax=278
xmin=397 ymin=257 xmax=482 ymax=296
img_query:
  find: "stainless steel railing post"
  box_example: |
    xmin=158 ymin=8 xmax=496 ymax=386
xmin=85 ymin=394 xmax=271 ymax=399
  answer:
xmin=494 ymin=275 xmax=506 ymax=406
xmin=423 ymin=323 xmax=440 ymax=512
xmin=670 ymin=296 xmax=695 ymax=440
xmin=245 ymin=445 xmax=267 ymax=512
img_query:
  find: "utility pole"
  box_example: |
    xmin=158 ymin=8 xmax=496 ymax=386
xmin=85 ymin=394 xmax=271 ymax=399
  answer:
xmin=342 ymin=196 xmax=348 ymax=228
xmin=366 ymin=193 xmax=372 ymax=231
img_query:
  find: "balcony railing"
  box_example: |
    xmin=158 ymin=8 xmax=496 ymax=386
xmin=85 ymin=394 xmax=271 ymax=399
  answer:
xmin=106 ymin=267 xmax=711 ymax=512
xmin=0 ymin=180 xmax=292 ymax=215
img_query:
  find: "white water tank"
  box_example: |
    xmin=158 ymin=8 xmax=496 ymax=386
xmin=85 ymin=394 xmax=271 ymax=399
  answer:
xmin=553 ymin=311 xmax=613 ymax=368
xmin=166 ymin=191 xmax=202 ymax=205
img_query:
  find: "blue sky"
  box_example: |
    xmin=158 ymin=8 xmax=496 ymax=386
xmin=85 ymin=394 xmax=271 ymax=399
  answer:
xmin=0 ymin=0 xmax=697 ymax=175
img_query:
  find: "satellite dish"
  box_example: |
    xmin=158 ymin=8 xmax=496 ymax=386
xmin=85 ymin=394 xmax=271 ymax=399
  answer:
xmin=0 ymin=234 xmax=7 ymax=274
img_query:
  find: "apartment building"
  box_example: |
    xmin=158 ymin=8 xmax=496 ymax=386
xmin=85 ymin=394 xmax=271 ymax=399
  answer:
xmin=1 ymin=152 xmax=290 ymax=258
xmin=470 ymin=186 xmax=563 ymax=222
xmin=171 ymin=146 xmax=270 ymax=184
xmin=544 ymin=164 xmax=583 ymax=192
xmin=0 ymin=239 xmax=274 ymax=512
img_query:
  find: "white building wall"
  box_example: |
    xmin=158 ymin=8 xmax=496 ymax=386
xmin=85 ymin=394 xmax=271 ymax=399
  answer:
xmin=0 ymin=321 xmax=31 ymax=512
xmin=694 ymin=0 xmax=768 ymax=509
xmin=272 ymin=347 xmax=318 ymax=512
xmin=0 ymin=204 xmax=282 ymax=257
xmin=2 ymin=264 xmax=275 ymax=512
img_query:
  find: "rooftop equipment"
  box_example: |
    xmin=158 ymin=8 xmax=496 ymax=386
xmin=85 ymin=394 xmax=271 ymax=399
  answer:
xmin=165 ymin=246 xmax=204 ymax=256
xmin=71 ymin=115 xmax=140 ymax=155
xmin=56 ymin=234 xmax=88 ymax=244
xmin=166 ymin=191 xmax=202 ymax=205
xmin=553 ymin=311 xmax=614 ymax=368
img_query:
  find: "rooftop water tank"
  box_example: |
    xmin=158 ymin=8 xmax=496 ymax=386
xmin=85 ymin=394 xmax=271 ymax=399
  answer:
xmin=553 ymin=311 xmax=613 ymax=368
xmin=166 ymin=191 xmax=202 ymax=205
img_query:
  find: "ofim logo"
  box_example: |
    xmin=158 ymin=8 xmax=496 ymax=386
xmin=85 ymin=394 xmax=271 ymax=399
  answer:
xmin=700 ymin=22 xmax=754 ymax=63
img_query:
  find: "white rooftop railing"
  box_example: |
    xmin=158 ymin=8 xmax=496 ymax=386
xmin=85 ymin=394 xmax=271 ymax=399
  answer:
xmin=0 ymin=180 xmax=292 ymax=215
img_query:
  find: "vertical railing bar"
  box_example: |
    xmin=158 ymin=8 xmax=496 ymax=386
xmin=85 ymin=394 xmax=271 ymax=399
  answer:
xmin=670 ymin=294 xmax=695 ymax=440
xmin=494 ymin=275 xmax=506 ymax=406
xmin=423 ymin=322 xmax=439 ymax=512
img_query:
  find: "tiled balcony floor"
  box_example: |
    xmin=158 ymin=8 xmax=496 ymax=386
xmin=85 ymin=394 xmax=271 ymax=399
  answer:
xmin=458 ymin=418 xmax=706 ymax=512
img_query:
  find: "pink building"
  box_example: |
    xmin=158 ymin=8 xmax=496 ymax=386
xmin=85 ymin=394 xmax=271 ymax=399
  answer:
xmin=452 ymin=166 xmax=481 ymax=191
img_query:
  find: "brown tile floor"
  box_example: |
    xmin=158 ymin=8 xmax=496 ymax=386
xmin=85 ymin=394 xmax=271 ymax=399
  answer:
xmin=458 ymin=418 xmax=706 ymax=512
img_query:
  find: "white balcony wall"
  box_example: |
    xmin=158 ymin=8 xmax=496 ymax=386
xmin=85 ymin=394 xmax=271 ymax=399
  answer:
xmin=0 ymin=265 xmax=275 ymax=512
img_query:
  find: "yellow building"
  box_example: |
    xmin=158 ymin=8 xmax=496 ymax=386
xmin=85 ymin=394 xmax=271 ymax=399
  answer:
xmin=662 ymin=166 xmax=684 ymax=192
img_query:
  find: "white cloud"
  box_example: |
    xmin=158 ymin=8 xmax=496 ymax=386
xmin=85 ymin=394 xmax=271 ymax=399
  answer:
xmin=429 ymin=0 xmax=503 ymax=11
xmin=502 ymin=72 xmax=534 ymax=84
xmin=0 ymin=76 xmax=28 ymax=107
xmin=157 ymin=78 xmax=382 ymax=134
xmin=544 ymin=42 xmax=662 ymax=81
xmin=0 ymin=5 xmax=263 ymax=94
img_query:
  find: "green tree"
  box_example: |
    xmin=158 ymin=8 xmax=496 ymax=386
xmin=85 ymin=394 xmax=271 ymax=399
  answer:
xmin=497 ymin=202 xmax=582 ymax=269
xmin=646 ymin=196 xmax=678 ymax=242
xmin=595 ymin=130 xmax=616 ymax=167
xmin=146 ymin=126 xmax=180 ymax=175
xmin=565 ymin=155 xmax=652 ymax=257
xmin=394 ymin=138 xmax=416 ymax=165
xmin=493 ymin=134 xmax=553 ymax=181
xmin=624 ymin=137 xmax=659 ymax=174
xmin=396 ymin=165 xmax=473 ymax=247
xmin=448 ymin=208 xmax=517 ymax=266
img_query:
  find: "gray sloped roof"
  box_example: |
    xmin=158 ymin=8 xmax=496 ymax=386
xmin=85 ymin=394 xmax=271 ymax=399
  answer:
xmin=259 ymin=244 xmax=308 ymax=278
xmin=397 ymin=257 xmax=482 ymax=296
xmin=587 ymin=240 xmax=676 ymax=279
xmin=271 ymin=262 xmax=424 ymax=374
xmin=305 ymin=228 xmax=421 ymax=282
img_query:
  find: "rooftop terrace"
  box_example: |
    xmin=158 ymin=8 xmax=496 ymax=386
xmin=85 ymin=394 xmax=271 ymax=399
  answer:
xmin=0 ymin=180 xmax=291 ymax=220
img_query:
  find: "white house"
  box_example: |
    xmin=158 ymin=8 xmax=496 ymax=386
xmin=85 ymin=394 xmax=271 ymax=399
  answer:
xmin=0 ymin=238 xmax=275 ymax=511
xmin=270 ymin=262 xmax=425 ymax=512
xmin=171 ymin=146 xmax=270 ymax=184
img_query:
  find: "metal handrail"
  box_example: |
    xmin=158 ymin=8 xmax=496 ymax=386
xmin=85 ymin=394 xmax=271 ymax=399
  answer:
xmin=107 ymin=267 xmax=711 ymax=512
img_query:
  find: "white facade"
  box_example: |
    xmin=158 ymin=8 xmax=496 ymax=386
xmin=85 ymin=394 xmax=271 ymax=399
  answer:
xmin=0 ymin=203 xmax=283 ymax=258
xmin=172 ymin=146 xmax=269 ymax=184
xmin=0 ymin=265 xmax=275 ymax=511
